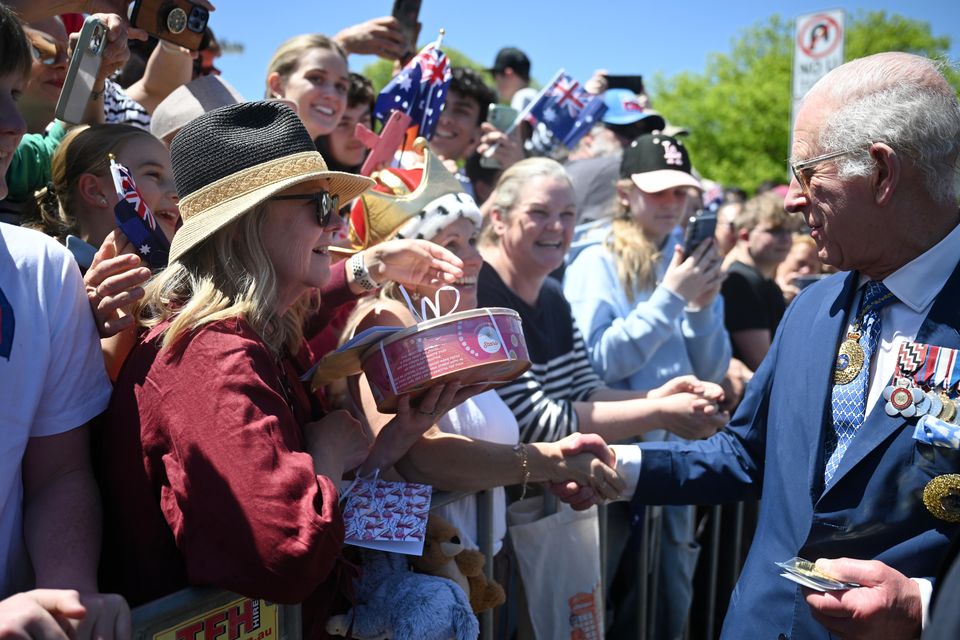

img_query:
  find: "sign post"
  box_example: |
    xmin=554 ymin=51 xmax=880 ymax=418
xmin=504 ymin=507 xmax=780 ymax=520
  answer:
xmin=789 ymin=10 xmax=845 ymax=161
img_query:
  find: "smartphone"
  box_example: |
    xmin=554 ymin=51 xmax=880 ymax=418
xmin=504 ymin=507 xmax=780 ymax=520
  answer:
xmin=392 ymin=0 xmax=422 ymax=64
xmin=603 ymin=74 xmax=645 ymax=95
xmin=479 ymin=104 xmax=519 ymax=169
xmin=486 ymin=104 xmax=518 ymax=132
xmin=683 ymin=210 xmax=718 ymax=256
xmin=793 ymin=274 xmax=827 ymax=290
xmin=54 ymin=16 xmax=106 ymax=124
xmin=130 ymin=0 xmax=209 ymax=51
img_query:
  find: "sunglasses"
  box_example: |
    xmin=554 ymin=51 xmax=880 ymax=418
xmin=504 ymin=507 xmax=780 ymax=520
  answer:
xmin=270 ymin=191 xmax=340 ymax=227
xmin=27 ymin=33 xmax=67 ymax=66
xmin=789 ymin=148 xmax=856 ymax=196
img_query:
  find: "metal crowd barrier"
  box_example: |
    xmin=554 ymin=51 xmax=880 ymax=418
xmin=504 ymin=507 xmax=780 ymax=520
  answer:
xmin=130 ymin=490 xmax=750 ymax=640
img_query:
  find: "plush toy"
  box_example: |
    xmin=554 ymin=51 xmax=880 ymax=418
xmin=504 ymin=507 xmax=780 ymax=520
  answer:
xmin=409 ymin=514 xmax=506 ymax=613
xmin=326 ymin=548 xmax=479 ymax=640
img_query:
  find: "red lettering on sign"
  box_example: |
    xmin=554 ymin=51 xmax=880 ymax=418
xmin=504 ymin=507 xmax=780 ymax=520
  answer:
xmin=176 ymin=621 xmax=203 ymax=640
xmin=227 ymin=600 xmax=256 ymax=640
xmin=203 ymin=612 xmax=227 ymax=640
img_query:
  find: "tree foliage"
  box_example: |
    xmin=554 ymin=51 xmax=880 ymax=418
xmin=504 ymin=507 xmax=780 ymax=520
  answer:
xmin=650 ymin=11 xmax=959 ymax=194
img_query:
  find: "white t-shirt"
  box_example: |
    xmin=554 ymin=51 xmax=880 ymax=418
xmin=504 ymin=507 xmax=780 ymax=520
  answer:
xmin=436 ymin=390 xmax=519 ymax=554
xmin=0 ymin=223 xmax=112 ymax=596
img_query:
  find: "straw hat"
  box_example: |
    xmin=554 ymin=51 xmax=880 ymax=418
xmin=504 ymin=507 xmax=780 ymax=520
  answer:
xmin=168 ymin=100 xmax=374 ymax=263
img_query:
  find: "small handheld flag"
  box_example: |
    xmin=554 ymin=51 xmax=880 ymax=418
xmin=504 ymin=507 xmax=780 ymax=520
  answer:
xmin=519 ymin=70 xmax=608 ymax=149
xmin=373 ymin=33 xmax=452 ymax=141
xmin=109 ymin=155 xmax=170 ymax=268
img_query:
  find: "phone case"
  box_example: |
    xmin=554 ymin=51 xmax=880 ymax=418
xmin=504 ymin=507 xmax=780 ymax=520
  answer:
xmin=683 ymin=211 xmax=718 ymax=256
xmin=130 ymin=0 xmax=209 ymax=51
xmin=487 ymin=104 xmax=518 ymax=132
xmin=54 ymin=17 xmax=106 ymax=124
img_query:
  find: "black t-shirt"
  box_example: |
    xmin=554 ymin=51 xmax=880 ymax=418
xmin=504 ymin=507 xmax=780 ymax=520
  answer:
xmin=721 ymin=260 xmax=787 ymax=361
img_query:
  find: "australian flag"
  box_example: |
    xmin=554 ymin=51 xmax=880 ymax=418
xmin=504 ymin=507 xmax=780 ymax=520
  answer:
xmin=109 ymin=157 xmax=170 ymax=269
xmin=373 ymin=39 xmax=452 ymax=140
xmin=527 ymin=72 xmax=607 ymax=149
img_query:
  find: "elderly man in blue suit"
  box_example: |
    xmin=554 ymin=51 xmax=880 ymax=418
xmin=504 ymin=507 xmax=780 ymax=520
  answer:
xmin=560 ymin=51 xmax=960 ymax=639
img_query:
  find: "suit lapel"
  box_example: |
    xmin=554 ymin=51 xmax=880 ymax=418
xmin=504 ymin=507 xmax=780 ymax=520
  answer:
xmin=824 ymin=261 xmax=960 ymax=493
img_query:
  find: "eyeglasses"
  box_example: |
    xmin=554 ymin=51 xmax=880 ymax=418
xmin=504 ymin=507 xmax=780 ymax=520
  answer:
xmin=789 ymin=148 xmax=856 ymax=196
xmin=270 ymin=191 xmax=340 ymax=227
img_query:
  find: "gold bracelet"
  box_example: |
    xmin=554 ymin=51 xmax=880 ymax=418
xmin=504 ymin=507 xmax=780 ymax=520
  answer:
xmin=515 ymin=443 xmax=530 ymax=501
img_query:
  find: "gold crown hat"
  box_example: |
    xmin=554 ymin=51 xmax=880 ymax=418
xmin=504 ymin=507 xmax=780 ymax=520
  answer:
xmin=344 ymin=140 xmax=480 ymax=251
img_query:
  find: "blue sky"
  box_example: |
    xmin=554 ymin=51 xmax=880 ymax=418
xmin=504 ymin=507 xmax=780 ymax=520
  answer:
xmin=214 ymin=1 xmax=960 ymax=102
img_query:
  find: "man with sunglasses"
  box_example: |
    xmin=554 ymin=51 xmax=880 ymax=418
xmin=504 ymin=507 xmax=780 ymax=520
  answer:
xmin=561 ymin=52 xmax=960 ymax=639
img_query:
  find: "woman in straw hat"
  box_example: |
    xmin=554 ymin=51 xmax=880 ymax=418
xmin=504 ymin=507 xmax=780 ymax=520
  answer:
xmin=341 ymin=147 xmax=625 ymax=558
xmin=95 ymin=101 xmax=466 ymax=638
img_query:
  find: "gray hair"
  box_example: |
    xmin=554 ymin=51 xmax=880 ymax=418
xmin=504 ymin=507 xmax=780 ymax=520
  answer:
xmin=482 ymin=157 xmax=573 ymax=244
xmin=806 ymin=52 xmax=960 ymax=206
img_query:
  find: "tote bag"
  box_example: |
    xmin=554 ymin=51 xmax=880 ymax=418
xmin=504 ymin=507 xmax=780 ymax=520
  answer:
xmin=508 ymin=497 xmax=603 ymax=640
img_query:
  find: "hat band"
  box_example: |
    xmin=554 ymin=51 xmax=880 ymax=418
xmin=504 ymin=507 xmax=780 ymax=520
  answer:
xmin=179 ymin=151 xmax=329 ymax=221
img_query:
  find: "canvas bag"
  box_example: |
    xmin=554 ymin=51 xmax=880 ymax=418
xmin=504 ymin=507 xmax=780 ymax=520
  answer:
xmin=507 ymin=497 xmax=604 ymax=639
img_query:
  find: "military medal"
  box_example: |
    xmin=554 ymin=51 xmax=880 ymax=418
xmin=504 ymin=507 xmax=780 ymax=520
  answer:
xmin=940 ymin=393 xmax=957 ymax=423
xmin=834 ymin=331 xmax=865 ymax=385
xmin=884 ymin=378 xmax=922 ymax=417
xmin=923 ymin=474 xmax=960 ymax=523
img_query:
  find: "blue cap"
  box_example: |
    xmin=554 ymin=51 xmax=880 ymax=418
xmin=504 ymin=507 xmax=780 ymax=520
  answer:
xmin=602 ymin=89 xmax=666 ymax=130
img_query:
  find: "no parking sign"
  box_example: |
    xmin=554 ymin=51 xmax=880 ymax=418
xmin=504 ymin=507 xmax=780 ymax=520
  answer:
xmin=792 ymin=10 xmax=845 ymax=102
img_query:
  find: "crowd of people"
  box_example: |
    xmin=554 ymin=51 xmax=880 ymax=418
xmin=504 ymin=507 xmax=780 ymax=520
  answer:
xmin=2 ymin=2 xmax=959 ymax=640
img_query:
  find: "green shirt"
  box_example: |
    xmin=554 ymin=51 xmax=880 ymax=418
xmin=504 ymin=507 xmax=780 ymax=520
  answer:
xmin=5 ymin=120 xmax=68 ymax=202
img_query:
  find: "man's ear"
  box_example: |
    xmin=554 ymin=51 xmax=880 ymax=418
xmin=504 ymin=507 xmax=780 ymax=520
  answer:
xmin=266 ymin=72 xmax=285 ymax=99
xmin=78 ymin=173 xmax=110 ymax=207
xmin=870 ymin=142 xmax=900 ymax=206
xmin=737 ymin=227 xmax=751 ymax=243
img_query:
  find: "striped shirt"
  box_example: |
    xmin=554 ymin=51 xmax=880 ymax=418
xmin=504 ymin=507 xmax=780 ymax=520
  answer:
xmin=103 ymin=79 xmax=151 ymax=130
xmin=477 ymin=262 xmax=604 ymax=443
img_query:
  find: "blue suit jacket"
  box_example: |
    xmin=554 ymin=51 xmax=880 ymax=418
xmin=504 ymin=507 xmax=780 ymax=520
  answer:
xmin=634 ymin=263 xmax=960 ymax=639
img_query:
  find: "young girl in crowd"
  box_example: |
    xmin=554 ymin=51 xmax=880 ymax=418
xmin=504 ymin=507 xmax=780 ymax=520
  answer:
xmin=32 ymin=123 xmax=180 ymax=271
xmin=562 ymin=133 xmax=730 ymax=639
xmin=265 ymin=34 xmax=350 ymax=140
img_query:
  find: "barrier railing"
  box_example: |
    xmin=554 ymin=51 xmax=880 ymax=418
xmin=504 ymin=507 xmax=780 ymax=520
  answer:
xmin=130 ymin=489 xmax=751 ymax=640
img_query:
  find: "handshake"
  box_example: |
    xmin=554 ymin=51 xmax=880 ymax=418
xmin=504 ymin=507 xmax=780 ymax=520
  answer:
xmin=542 ymin=374 xmax=729 ymax=510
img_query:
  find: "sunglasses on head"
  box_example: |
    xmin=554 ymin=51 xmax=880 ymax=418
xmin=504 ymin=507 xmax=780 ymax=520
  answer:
xmin=270 ymin=191 xmax=340 ymax=227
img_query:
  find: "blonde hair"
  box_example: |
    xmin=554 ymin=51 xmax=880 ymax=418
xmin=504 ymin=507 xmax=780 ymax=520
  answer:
xmin=791 ymin=232 xmax=817 ymax=250
xmin=136 ymin=204 xmax=314 ymax=355
xmin=734 ymin=191 xmax=797 ymax=232
xmin=480 ymin=157 xmax=572 ymax=245
xmin=32 ymin=124 xmax=154 ymax=239
xmin=264 ymin=34 xmax=347 ymax=98
xmin=607 ymin=178 xmax=661 ymax=301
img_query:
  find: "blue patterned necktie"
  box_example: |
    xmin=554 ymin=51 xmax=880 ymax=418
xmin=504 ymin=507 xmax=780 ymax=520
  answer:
xmin=824 ymin=281 xmax=896 ymax=484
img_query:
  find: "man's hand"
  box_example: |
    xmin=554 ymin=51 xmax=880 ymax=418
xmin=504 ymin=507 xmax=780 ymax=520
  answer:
xmin=0 ymin=589 xmax=85 ymax=640
xmin=334 ymin=17 xmax=409 ymax=60
xmin=720 ymin=358 xmax=753 ymax=412
xmin=360 ymin=238 xmax=465 ymax=293
xmin=804 ymin=558 xmax=922 ymax=640
xmin=647 ymin=374 xmax=725 ymax=404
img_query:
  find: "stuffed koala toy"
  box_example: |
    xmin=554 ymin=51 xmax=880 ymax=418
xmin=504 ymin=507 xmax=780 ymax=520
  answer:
xmin=409 ymin=514 xmax=506 ymax=613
